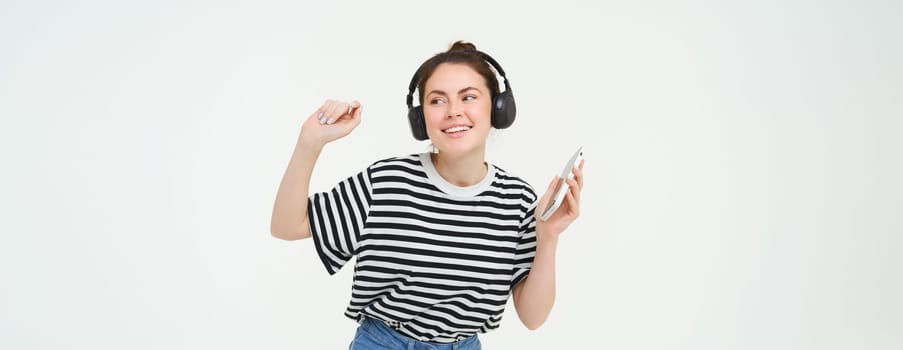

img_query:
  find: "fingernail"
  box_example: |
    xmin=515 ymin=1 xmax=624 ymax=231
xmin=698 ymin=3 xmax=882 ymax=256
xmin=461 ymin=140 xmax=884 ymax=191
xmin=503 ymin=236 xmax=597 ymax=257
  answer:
xmin=326 ymin=118 xmax=335 ymax=124
xmin=319 ymin=117 xmax=326 ymax=124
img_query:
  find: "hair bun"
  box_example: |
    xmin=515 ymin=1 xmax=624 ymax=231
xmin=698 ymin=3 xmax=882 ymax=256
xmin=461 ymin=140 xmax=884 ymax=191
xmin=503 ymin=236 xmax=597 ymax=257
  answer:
xmin=447 ymin=40 xmax=477 ymax=52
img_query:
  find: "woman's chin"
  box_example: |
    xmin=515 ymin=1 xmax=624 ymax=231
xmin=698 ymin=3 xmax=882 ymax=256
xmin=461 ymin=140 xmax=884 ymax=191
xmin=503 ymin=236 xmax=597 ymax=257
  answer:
xmin=434 ymin=142 xmax=484 ymax=156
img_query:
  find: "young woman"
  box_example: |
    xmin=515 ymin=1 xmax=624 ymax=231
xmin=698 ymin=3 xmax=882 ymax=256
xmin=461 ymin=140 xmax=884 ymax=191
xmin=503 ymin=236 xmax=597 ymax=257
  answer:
xmin=271 ymin=41 xmax=584 ymax=349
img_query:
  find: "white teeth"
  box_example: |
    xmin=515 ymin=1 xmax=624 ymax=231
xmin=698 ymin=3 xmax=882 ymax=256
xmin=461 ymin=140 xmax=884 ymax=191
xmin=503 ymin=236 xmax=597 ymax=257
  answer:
xmin=444 ymin=126 xmax=471 ymax=133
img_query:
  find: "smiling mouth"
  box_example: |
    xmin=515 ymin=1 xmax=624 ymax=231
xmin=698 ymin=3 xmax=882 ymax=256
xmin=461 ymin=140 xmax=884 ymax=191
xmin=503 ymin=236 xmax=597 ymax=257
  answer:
xmin=443 ymin=126 xmax=472 ymax=134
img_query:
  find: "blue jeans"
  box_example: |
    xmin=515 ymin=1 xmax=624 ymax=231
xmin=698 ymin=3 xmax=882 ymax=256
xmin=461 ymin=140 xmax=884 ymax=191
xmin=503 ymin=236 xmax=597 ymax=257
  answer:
xmin=349 ymin=317 xmax=482 ymax=350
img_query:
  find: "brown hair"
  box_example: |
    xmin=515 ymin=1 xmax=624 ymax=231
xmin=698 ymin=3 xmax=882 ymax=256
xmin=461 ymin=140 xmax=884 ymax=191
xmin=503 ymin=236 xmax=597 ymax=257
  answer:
xmin=414 ymin=41 xmax=501 ymax=105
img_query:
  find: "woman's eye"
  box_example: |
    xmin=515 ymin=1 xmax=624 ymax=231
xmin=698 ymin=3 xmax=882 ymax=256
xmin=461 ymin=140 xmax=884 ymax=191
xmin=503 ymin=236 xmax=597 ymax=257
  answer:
xmin=463 ymin=95 xmax=476 ymax=101
xmin=430 ymin=98 xmax=445 ymax=105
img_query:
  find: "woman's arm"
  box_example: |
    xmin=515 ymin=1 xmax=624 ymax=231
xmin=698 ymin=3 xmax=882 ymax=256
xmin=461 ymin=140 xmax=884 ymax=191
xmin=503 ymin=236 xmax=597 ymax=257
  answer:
xmin=270 ymin=100 xmax=362 ymax=240
xmin=512 ymin=160 xmax=584 ymax=329
xmin=270 ymin=139 xmax=322 ymax=240
xmin=511 ymin=235 xmax=559 ymax=330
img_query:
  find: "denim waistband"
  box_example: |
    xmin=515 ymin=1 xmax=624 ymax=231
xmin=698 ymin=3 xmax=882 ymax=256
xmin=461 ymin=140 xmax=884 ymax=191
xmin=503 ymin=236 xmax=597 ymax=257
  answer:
xmin=357 ymin=317 xmax=480 ymax=350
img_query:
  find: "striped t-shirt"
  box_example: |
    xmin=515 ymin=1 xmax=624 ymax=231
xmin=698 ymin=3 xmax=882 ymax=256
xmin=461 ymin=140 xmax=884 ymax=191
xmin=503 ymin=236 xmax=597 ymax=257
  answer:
xmin=308 ymin=153 xmax=538 ymax=343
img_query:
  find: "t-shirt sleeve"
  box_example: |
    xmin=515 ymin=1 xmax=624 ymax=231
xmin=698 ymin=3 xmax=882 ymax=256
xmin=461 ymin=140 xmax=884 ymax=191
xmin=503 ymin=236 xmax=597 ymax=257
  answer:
xmin=511 ymin=191 xmax=538 ymax=287
xmin=307 ymin=167 xmax=373 ymax=275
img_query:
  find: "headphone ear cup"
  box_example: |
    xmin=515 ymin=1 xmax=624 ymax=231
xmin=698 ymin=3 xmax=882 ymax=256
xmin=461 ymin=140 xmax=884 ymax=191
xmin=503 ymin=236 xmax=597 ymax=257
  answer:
xmin=408 ymin=106 xmax=429 ymax=141
xmin=491 ymin=90 xmax=517 ymax=129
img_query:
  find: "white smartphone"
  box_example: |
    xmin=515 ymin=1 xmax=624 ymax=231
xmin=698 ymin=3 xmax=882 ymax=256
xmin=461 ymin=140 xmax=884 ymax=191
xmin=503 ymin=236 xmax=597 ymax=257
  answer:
xmin=540 ymin=146 xmax=584 ymax=221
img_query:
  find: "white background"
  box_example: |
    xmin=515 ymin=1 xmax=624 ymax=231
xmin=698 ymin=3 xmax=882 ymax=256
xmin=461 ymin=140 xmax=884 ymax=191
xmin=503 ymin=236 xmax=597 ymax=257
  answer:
xmin=1 ymin=0 xmax=901 ymax=349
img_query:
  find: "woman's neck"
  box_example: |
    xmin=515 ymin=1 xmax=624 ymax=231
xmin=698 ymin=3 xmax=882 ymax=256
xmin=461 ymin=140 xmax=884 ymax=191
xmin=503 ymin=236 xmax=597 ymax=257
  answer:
xmin=430 ymin=151 xmax=487 ymax=187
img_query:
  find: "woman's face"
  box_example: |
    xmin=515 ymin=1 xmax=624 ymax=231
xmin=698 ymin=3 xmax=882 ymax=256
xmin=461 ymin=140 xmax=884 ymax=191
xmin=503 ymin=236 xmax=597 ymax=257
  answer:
xmin=422 ymin=63 xmax=493 ymax=156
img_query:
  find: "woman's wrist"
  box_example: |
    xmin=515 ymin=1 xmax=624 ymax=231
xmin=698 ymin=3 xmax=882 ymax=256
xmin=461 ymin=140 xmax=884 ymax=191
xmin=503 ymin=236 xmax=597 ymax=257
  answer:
xmin=296 ymin=134 xmax=325 ymax=152
xmin=535 ymin=228 xmax=560 ymax=248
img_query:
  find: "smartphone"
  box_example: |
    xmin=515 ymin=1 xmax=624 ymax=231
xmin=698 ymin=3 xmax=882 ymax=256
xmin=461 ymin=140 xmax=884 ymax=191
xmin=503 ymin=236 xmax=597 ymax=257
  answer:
xmin=540 ymin=146 xmax=584 ymax=221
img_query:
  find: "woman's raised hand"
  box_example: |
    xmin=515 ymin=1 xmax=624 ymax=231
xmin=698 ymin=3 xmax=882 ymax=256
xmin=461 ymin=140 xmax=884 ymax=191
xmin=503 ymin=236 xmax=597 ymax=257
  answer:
xmin=299 ymin=99 xmax=362 ymax=147
xmin=535 ymin=159 xmax=584 ymax=240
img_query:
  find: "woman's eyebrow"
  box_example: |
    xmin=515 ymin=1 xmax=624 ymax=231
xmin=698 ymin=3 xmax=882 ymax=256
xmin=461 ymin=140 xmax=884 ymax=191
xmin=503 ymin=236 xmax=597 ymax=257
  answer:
xmin=426 ymin=86 xmax=482 ymax=96
xmin=458 ymin=87 xmax=481 ymax=94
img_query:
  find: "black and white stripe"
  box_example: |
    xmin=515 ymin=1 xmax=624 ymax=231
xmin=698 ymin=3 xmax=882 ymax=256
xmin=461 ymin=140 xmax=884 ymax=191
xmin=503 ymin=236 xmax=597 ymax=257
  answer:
xmin=308 ymin=153 xmax=537 ymax=343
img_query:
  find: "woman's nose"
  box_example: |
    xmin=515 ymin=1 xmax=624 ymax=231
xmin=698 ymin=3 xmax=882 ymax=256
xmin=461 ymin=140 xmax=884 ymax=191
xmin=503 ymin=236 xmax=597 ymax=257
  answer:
xmin=446 ymin=102 xmax=462 ymax=118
